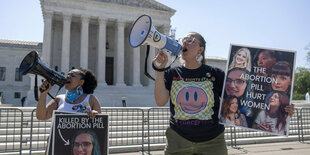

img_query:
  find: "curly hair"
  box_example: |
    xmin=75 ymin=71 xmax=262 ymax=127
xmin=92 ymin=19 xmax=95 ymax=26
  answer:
xmin=253 ymin=49 xmax=277 ymax=66
xmin=78 ymin=68 xmax=97 ymax=94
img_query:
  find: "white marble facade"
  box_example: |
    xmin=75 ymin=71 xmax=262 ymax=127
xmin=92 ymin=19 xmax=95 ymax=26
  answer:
xmin=41 ymin=0 xmax=175 ymax=86
xmin=35 ymin=0 xmax=176 ymax=107
xmin=0 ymin=0 xmax=227 ymax=106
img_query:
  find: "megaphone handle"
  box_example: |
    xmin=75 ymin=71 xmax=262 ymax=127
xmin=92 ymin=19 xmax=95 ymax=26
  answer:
xmin=151 ymin=52 xmax=178 ymax=72
xmin=47 ymin=93 xmax=55 ymax=100
xmin=39 ymin=83 xmax=55 ymax=100
xmin=39 ymin=87 xmax=55 ymax=100
xmin=34 ymin=75 xmax=39 ymax=101
xmin=34 ymin=76 xmax=56 ymax=101
xmin=144 ymin=45 xmax=155 ymax=81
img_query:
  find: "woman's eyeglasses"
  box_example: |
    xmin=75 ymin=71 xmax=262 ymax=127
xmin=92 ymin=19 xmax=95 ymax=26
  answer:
xmin=67 ymin=73 xmax=79 ymax=78
xmin=73 ymin=142 xmax=92 ymax=148
xmin=179 ymin=36 xmax=197 ymax=45
xmin=67 ymin=72 xmax=85 ymax=79
xmin=226 ymin=78 xmax=246 ymax=86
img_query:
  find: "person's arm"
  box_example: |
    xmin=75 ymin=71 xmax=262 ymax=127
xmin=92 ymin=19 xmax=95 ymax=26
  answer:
xmin=154 ymin=72 xmax=169 ymax=106
xmin=36 ymin=81 xmax=58 ymax=120
xmin=88 ymin=95 xmax=101 ymax=119
xmin=153 ymin=50 xmax=169 ymax=107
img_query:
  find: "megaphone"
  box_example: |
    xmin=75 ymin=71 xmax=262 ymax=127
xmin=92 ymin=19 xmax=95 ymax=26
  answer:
xmin=19 ymin=51 xmax=67 ymax=100
xmin=129 ymin=14 xmax=181 ymax=56
xmin=129 ymin=15 xmax=181 ymax=79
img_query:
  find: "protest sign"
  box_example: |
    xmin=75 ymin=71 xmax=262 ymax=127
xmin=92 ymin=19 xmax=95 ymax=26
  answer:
xmin=47 ymin=112 xmax=109 ymax=155
xmin=219 ymin=44 xmax=295 ymax=136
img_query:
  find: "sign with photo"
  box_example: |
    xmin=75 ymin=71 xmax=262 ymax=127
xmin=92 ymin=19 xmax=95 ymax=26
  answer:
xmin=47 ymin=112 xmax=109 ymax=155
xmin=219 ymin=44 xmax=296 ymax=136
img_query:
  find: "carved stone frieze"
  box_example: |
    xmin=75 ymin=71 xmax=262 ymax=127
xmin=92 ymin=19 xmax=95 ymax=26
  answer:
xmin=90 ymin=0 xmax=174 ymax=12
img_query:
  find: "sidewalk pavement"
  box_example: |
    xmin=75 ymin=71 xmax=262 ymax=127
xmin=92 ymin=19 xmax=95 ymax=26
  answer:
xmin=111 ymin=141 xmax=310 ymax=155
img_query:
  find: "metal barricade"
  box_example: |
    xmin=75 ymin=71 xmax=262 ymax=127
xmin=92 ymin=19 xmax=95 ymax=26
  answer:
xmin=225 ymin=126 xmax=237 ymax=147
xmin=146 ymin=108 xmax=170 ymax=154
xmin=29 ymin=109 xmax=51 ymax=154
xmin=299 ymin=107 xmax=310 ymax=142
xmin=289 ymin=107 xmax=301 ymax=140
xmin=0 ymin=108 xmax=24 ymax=155
xmin=101 ymin=107 xmax=146 ymax=154
xmin=0 ymin=106 xmax=306 ymax=154
xmin=145 ymin=107 xmax=302 ymax=152
xmin=228 ymin=107 xmax=300 ymax=146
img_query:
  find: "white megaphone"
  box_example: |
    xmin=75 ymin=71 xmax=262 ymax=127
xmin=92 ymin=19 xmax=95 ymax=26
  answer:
xmin=129 ymin=14 xmax=182 ymax=56
xmin=129 ymin=15 xmax=181 ymax=77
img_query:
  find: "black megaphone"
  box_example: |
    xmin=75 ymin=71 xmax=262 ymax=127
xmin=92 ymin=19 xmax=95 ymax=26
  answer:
xmin=19 ymin=51 xmax=67 ymax=100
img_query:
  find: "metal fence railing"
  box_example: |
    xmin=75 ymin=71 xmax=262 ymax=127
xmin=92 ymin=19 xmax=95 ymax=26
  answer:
xmin=145 ymin=107 xmax=302 ymax=152
xmin=298 ymin=107 xmax=310 ymax=142
xmin=0 ymin=108 xmax=24 ymax=155
xmin=101 ymin=108 xmax=145 ymax=153
xmin=0 ymin=107 xmax=310 ymax=154
xmin=146 ymin=107 xmax=170 ymax=154
xmin=29 ymin=109 xmax=50 ymax=154
xmin=226 ymin=108 xmax=301 ymax=147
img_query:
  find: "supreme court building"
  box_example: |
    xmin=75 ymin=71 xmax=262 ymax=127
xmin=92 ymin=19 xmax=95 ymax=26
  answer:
xmin=39 ymin=0 xmax=177 ymax=107
xmin=0 ymin=0 xmax=226 ymax=106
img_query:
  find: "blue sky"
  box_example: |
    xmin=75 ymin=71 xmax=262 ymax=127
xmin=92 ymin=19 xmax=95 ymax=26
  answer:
xmin=1 ymin=0 xmax=309 ymax=68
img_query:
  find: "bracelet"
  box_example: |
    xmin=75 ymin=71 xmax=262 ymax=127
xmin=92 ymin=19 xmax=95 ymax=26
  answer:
xmin=152 ymin=62 xmax=170 ymax=72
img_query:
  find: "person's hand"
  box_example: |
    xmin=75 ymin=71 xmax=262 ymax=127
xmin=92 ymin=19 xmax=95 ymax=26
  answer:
xmin=152 ymin=50 xmax=168 ymax=70
xmin=39 ymin=80 xmax=52 ymax=95
xmin=88 ymin=110 xmax=99 ymax=119
xmin=285 ymin=104 xmax=295 ymax=118
xmin=234 ymin=119 xmax=241 ymax=126
xmin=257 ymin=121 xmax=273 ymax=132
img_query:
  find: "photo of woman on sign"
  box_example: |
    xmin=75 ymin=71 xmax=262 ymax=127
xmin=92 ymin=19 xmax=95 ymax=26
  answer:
xmin=71 ymin=130 xmax=101 ymax=155
xmin=270 ymin=61 xmax=292 ymax=95
xmin=252 ymin=91 xmax=293 ymax=135
xmin=220 ymin=95 xmax=248 ymax=127
xmin=228 ymin=47 xmax=252 ymax=72
xmin=253 ymin=50 xmax=277 ymax=77
xmin=225 ymin=67 xmax=248 ymax=98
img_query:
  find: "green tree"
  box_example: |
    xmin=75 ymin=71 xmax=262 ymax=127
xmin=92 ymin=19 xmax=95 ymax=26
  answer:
xmin=293 ymin=67 xmax=310 ymax=100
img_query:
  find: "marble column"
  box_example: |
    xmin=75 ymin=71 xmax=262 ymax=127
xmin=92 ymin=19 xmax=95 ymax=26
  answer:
xmin=42 ymin=11 xmax=53 ymax=67
xmin=80 ymin=15 xmax=90 ymax=68
xmin=115 ymin=20 xmax=126 ymax=86
xmin=97 ymin=17 xmax=107 ymax=87
xmin=147 ymin=46 xmax=155 ymax=86
xmin=132 ymin=47 xmax=142 ymax=87
xmin=61 ymin=13 xmax=72 ymax=73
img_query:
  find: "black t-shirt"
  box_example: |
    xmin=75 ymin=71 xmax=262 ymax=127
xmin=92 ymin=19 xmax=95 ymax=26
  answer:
xmin=164 ymin=64 xmax=225 ymax=142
